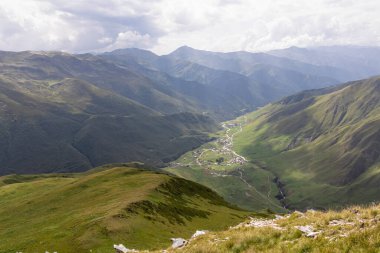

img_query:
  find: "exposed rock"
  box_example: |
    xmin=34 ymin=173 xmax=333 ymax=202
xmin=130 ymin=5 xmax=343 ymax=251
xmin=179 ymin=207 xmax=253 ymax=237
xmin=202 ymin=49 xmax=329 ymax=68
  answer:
xmin=210 ymin=237 xmax=230 ymax=244
xmin=171 ymin=238 xmax=188 ymax=249
xmin=113 ymin=244 xmax=138 ymax=253
xmin=191 ymin=230 xmax=208 ymax=239
xmin=293 ymin=211 xmax=304 ymax=216
xmin=295 ymin=225 xmax=320 ymax=237
xmin=236 ymin=217 xmax=284 ymax=230
xmin=275 ymin=214 xmax=284 ymax=220
xmin=329 ymin=220 xmax=355 ymax=226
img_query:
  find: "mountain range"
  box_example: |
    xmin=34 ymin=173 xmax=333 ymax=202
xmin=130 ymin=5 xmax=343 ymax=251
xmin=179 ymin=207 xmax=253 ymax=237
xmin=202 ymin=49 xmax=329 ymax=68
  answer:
xmin=1 ymin=45 xmax=380 ymax=175
xmin=1 ymin=45 xmax=380 ymax=252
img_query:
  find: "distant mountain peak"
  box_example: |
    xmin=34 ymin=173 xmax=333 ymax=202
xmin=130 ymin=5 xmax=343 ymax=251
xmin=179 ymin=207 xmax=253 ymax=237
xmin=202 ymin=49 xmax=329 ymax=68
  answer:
xmin=169 ymin=45 xmax=197 ymax=55
xmin=176 ymin=45 xmax=194 ymax=50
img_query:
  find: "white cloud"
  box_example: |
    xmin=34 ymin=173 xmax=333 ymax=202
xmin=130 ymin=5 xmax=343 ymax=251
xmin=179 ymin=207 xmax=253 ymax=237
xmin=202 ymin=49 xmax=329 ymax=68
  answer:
xmin=0 ymin=0 xmax=379 ymax=54
xmin=104 ymin=30 xmax=153 ymax=51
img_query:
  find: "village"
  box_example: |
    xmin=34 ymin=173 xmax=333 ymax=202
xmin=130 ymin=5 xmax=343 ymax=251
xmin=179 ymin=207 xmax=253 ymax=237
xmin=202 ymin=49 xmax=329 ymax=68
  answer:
xmin=170 ymin=117 xmax=248 ymax=171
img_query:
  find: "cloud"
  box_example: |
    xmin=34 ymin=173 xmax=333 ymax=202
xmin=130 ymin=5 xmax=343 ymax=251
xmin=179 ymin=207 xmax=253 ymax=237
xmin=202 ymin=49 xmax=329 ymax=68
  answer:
xmin=104 ymin=30 xmax=154 ymax=51
xmin=0 ymin=0 xmax=379 ymax=54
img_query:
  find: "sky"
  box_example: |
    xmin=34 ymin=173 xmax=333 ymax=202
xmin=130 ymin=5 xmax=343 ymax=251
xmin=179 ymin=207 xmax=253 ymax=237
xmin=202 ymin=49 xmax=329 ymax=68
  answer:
xmin=0 ymin=0 xmax=379 ymax=55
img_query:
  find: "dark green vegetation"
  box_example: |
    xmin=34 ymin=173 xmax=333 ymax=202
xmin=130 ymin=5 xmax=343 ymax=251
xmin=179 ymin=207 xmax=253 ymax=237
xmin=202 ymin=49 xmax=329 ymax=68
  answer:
xmin=233 ymin=76 xmax=380 ymax=209
xmin=0 ymin=164 xmax=250 ymax=253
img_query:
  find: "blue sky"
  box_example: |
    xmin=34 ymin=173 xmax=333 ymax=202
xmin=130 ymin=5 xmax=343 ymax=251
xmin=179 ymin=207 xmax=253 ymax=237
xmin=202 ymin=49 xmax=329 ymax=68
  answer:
xmin=0 ymin=0 xmax=379 ymax=54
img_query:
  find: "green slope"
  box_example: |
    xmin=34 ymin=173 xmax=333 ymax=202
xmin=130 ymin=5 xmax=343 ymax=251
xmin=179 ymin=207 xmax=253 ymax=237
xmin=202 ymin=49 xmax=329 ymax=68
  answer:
xmin=0 ymin=164 xmax=250 ymax=253
xmin=233 ymin=76 xmax=380 ymax=209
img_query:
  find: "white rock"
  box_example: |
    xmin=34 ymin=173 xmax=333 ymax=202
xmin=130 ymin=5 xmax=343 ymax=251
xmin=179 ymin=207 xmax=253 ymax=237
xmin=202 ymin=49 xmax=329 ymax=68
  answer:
xmin=295 ymin=225 xmax=320 ymax=237
xmin=113 ymin=244 xmax=138 ymax=253
xmin=171 ymin=238 xmax=187 ymax=249
xmin=191 ymin=230 xmax=208 ymax=238
xmin=245 ymin=218 xmax=284 ymax=230
xmin=329 ymin=220 xmax=355 ymax=226
xmin=293 ymin=211 xmax=304 ymax=216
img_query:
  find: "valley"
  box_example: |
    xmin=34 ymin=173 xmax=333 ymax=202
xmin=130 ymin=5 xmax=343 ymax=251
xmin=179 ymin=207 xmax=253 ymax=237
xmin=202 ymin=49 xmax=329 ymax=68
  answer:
xmin=1 ymin=1 xmax=380 ymax=252
xmin=0 ymin=46 xmax=379 ymax=253
xmin=166 ymin=76 xmax=380 ymax=212
xmin=165 ymin=116 xmax=287 ymax=212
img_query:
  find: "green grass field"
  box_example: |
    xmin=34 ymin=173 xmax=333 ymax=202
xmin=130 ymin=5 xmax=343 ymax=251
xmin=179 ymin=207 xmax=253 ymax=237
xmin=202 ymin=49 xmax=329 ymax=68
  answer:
xmin=0 ymin=164 xmax=251 ymax=253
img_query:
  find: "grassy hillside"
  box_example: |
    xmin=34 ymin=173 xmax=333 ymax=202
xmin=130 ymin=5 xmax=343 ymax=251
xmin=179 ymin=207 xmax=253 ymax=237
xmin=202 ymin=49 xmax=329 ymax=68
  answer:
xmin=152 ymin=203 xmax=380 ymax=253
xmin=233 ymin=77 xmax=380 ymax=209
xmin=0 ymin=164 xmax=250 ymax=253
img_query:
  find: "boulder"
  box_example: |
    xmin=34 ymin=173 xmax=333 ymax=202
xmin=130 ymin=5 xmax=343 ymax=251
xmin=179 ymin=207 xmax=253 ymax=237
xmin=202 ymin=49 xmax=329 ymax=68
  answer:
xmin=191 ymin=230 xmax=208 ymax=239
xmin=171 ymin=238 xmax=188 ymax=248
xmin=113 ymin=244 xmax=138 ymax=253
xmin=295 ymin=225 xmax=320 ymax=237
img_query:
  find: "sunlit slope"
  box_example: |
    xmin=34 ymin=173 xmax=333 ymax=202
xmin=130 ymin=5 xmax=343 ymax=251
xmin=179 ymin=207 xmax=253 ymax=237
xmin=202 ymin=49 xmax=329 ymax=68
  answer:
xmin=234 ymin=77 xmax=380 ymax=209
xmin=153 ymin=203 xmax=380 ymax=253
xmin=0 ymin=165 xmax=249 ymax=253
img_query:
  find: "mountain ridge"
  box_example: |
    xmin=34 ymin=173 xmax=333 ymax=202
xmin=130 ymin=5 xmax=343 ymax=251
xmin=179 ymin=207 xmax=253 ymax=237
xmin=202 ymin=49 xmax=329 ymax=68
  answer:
xmin=0 ymin=164 xmax=251 ymax=252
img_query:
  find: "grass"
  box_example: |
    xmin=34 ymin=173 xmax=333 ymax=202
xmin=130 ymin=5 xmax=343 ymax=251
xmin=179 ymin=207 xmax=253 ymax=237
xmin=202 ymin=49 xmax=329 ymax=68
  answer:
xmin=0 ymin=164 xmax=251 ymax=253
xmin=151 ymin=203 xmax=380 ymax=253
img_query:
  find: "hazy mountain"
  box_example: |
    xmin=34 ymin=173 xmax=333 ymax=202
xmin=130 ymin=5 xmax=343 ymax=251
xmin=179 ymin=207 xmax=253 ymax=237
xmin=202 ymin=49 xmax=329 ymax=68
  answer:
xmin=102 ymin=49 xmax=265 ymax=119
xmin=102 ymin=49 xmax=260 ymax=120
xmin=268 ymin=46 xmax=380 ymax=80
xmin=233 ymin=76 xmax=380 ymax=209
xmin=167 ymin=46 xmax=348 ymax=81
xmin=102 ymin=47 xmax=339 ymax=119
